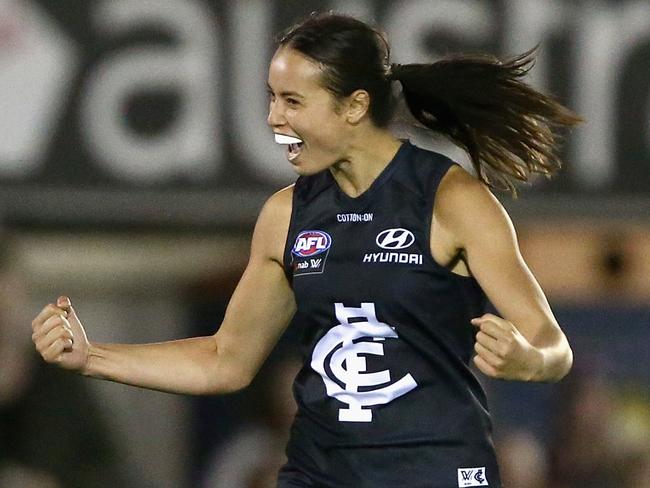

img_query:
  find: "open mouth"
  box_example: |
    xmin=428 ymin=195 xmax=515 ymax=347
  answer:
xmin=274 ymin=133 xmax=304 ymax=161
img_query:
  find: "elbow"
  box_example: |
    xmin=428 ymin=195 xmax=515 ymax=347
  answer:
xmin=204 ymin=361 xmax=254 ymax=396
xmin=224 ymin=370 xmax=253 ymax=394
xmin=203 ymin=370 xmax=251 ymax=396
xmin=201 ymin=337 xmax=254 ymax=396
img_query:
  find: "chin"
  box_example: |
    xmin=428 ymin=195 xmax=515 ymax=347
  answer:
xmin=290 ymin=158 xmax=330 ymax=177
xmin=293 ymin=166 xmax=316 ymax=177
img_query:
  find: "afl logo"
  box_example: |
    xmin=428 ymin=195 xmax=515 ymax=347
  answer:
xmin=376 ymin=228 xmax=415 ymax=250
xmin=293 ymin=230 xmax=332 ymax=257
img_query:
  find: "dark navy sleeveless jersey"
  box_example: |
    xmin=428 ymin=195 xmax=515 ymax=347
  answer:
xmin=279 ymin=141 xmax=502 ymax=488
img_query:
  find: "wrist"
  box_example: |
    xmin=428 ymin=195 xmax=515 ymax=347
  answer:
xmin=81 ymin=342 xmax=101 ymax=377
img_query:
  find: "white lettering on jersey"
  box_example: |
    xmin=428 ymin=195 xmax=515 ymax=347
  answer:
xmin=310 ymin=302 xmax=418 ymax=422
xmin=362 ymin=252 xmax=422 ymax=264
xmin=295 ymin=236 xmax=327 ymax=253
xmin=336 ymin=213 xmax=374 ymax=223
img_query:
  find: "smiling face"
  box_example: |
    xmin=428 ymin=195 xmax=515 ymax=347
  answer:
xmin=267 ymin=47 xmax=353 ymax=175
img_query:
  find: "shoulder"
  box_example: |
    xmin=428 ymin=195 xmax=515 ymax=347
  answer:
xmin=256 ymin=183 xmax=294 ymax=239
xmin=436 ymin=164 xmax=495 ymax=210
xmin=261 ymin=184 xmax=294 ymax=219
xmin=251 ymin=184 xmax=294 ymax=264
xmin=435 ymin=165 xmax=516 ymax=249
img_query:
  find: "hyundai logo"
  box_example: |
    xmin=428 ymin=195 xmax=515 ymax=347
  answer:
xmin=376 ymin=228 xmax=415 ymax=250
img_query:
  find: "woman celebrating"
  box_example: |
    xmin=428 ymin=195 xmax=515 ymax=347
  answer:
xmin=32 ymin=12 xmax=578 ymax=488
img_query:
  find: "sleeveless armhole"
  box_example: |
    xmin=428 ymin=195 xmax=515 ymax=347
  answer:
xmin=424 ymin=161 xmax=479 ymax=282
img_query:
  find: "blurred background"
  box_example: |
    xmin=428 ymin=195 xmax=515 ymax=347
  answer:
xmin=0 ymin=0 xmax=648 ymax=487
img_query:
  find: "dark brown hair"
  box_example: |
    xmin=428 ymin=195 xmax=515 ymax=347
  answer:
xmin=277 ymin=12 xmax=582 ymax=197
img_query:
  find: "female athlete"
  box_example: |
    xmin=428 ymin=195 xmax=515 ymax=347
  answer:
xmin=32 ymin=12 xmax=578 ymax=488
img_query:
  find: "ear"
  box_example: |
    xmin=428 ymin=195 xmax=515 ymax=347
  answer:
xmin=345 ymin=89 xmax=371 ymax=124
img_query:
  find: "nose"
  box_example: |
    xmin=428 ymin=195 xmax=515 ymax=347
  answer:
xmin=267 ymin=99 xmax=286 ymax=129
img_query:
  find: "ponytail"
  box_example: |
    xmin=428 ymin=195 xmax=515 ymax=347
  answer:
xmin=390 ymin=49 xmax=582 ymax=197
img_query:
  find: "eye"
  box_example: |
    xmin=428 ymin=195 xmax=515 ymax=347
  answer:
xmin=286 ymin=98 xmax=300 ymax=107
xmin=266 ymin=88 xmax=276 ymax=102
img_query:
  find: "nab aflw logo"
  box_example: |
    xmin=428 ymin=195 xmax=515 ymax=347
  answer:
xmin=457 ymin=467 xmax=488 ymax=487
xmin=310 ymin=302 xmax=418 ymax=422
xmin=292 ymin=230 xmax=332 ymax=276
xmin=292 ymin=230 xmax=331 ymax=257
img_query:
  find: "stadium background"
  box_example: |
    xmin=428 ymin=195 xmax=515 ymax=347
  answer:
xmin=0 ymin=0 xmax=648 ymax=486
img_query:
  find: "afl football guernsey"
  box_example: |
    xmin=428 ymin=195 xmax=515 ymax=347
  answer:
xmin=278 ymin=141 xmax=501 ymax=488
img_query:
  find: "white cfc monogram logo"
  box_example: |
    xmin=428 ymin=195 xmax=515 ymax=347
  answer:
xmin=311 ymin=303 xmax=418 ymax=422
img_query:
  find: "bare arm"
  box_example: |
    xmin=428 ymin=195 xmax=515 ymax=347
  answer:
xmin=435 ymin=166 xmax=572 ymax=382
xmin=31 ymin=186 xmax=296 ymax=395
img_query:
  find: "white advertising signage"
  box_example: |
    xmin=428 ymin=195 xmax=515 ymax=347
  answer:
xmin=0 ymin=0 xmax=648 ymax=226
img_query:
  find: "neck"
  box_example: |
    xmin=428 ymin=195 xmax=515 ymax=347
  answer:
xmin=329 ymin=128 xmax=403 ymax=198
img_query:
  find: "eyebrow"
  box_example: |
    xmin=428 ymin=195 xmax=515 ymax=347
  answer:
xmin=266 ymin=83 xmax=305 ymax=99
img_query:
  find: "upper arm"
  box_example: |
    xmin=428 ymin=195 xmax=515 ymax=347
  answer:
xmin=435 ymin=166 xmax=564 ymax=347
xmin=213 ymin=185 xmax=297 ymax=388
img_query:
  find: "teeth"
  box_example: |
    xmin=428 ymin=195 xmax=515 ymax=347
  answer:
xmin=274 ymin=134 xmax=302 ymax=145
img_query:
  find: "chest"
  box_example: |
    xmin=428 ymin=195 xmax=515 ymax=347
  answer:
xmin=286 ymin=201 xmax=435 ymax=303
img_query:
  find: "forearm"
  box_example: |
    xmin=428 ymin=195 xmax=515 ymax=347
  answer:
xmin=83 ymin=336 xmax=243 ymax=395
xmin=530 ymin=331 xmax=573 ymax=383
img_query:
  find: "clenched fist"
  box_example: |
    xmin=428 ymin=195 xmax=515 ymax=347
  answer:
xmin=471 ymin=313 xmax=543 ymax=382
xmin=31 ymin=296 xmax=90 ymax=373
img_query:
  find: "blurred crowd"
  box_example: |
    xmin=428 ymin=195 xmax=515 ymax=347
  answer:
xmin=497 ymin=373 xmax=650 ymax=488
xmin=0 ymin=235 xmax=133 ymax=488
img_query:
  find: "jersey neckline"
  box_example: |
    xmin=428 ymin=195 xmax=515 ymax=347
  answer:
xmin=326 ymin=140 xmax=412 ymax=204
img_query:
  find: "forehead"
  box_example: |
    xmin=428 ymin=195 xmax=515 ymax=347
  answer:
xmin=267 ymin=47 xmax=325 ymax=94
